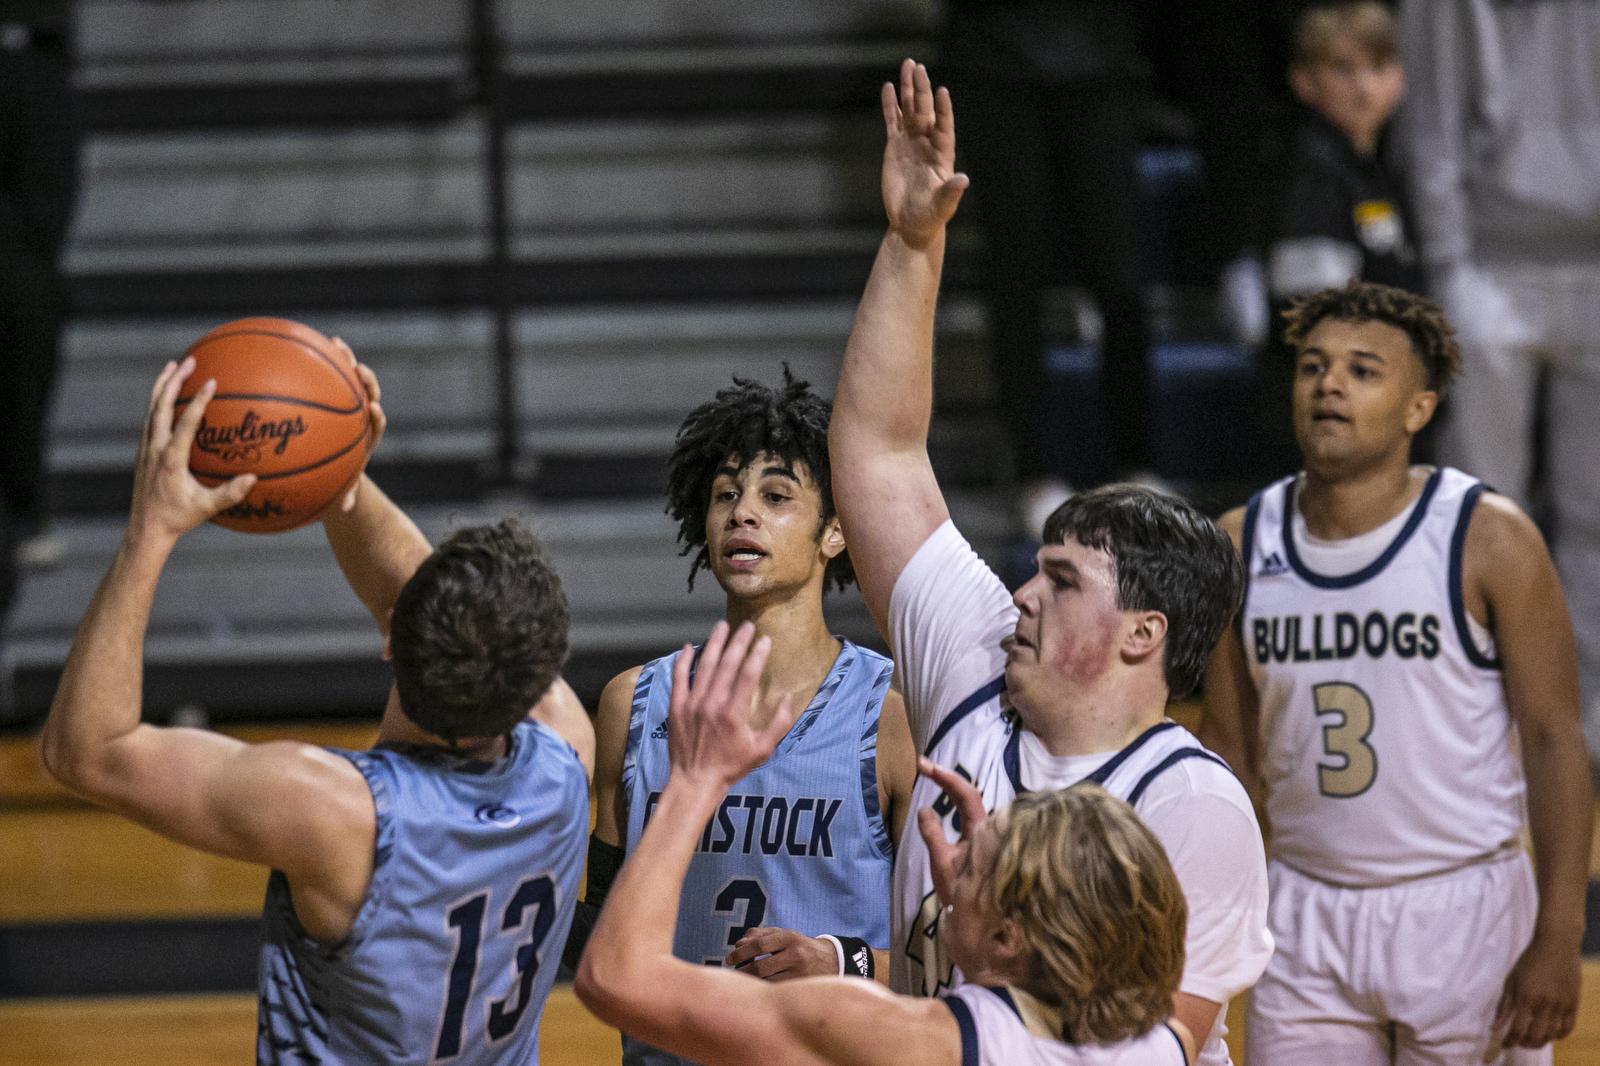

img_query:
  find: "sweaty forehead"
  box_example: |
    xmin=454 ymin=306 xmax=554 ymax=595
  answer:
xmin=717 ymin=450 xmax=814 ymax=485
xmin=1037 ymin=537 xmax=1116 ymax=580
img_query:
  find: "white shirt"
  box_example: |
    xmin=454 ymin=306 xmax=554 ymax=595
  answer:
xmin=889 ymin=521 xmax=1272 ymax=1066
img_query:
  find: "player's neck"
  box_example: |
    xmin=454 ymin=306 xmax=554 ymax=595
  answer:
xmin=1020 ymin=675 xmax=1168 ymax=758
xmin=1298 ymin=453 xmax=1427 ymax=540
xmin=375 ymin=693 xmax=508 ymax=762
xmin=724 ymin=582 xmax=841 ymax=730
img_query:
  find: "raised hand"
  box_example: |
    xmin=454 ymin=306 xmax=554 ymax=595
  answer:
xmin=915 ymin=755 xmax=990 ymax=906
xmin=666 ymin=621 xmax=794 ymax=790
xmin=325 ymin=338 xmax=387 ymax=515
xmin=129 ymin=358 xmax=256 ymax=547
xmin=724 ymin=927 xmax=841 ymax=981
xmin=880 ymin=59 xmax=969 ymax=250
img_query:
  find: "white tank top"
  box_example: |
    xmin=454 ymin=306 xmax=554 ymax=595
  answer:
xmin=1240 ymin=467 xmax=1525 ymax=887
xmin=942 ymin=985 xmax=1187 ymax=1066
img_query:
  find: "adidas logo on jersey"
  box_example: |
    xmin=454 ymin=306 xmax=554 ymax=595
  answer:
xmin=1257 ymin=552 xmax=1290 ymax=577
xmin=650 ymin=722 xmax=668 ymax=740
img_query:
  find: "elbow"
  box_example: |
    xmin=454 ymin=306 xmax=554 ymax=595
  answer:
xmin=573 ymin=951 xmax=624 ymax=1028
xmin=38 ymin=729 xmax=91 ymax=795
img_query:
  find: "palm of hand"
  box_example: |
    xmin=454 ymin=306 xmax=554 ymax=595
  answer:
xmin=880 ymin=62 xmax=966 ymax=247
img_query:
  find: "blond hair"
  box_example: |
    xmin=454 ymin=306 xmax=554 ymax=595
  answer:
xmin=989 ymin=783 xmax=1187 ymax=1044
xmin=1294 ymin=1 xmax=1398 ymax=67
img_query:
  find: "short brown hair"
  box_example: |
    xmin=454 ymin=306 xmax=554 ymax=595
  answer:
xmin=989 ymin=784 xmax=1187 ymax=1044
xmin=390 ymin=520 xmax=569 ymax=743
xmin=1283 ymin=280 xmax=1461 ymax=391
xmin=1294 ymin=1 xmax=1399 ymax=67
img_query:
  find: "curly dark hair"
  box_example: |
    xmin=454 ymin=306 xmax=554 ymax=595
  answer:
xmin=389 ymin=520 xmax=569 ymax=743
xmin=666 ymin=366 xmax=854 ymax=593
xmin=1283 ymin=280 xmax=1461 ymax=391
xmin=1042 ymin=486 xmax=1243 ymax=699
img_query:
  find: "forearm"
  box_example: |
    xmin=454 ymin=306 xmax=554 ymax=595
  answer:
xmin=834 ymin=230 xmax=946 ymax=460
xmin=321 ymin=475 xmax=432 ymax=632
xmin=1521 ymin=730 xmax=1592 ymax=944
xmin=40 ymin=531 xmax=172 ymax=789
xmin=579 ymin=773 xmax=724 ymax=1002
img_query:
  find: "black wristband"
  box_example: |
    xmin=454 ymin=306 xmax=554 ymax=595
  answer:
xmin=585 ymin=834 xmax=625 ymax=908
xmin=836 ymin=936 xmax=874 ymax=979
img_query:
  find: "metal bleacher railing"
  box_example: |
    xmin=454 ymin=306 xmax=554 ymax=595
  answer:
xmin=6 ymin=0 xmax=1013 ymax=725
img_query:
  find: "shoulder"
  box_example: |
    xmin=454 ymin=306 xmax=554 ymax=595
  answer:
xmin=1463 ymin=488 xmax=1546 ymax=560
xmin=596 ymin=666 xmax=647 ymax=755
xmin=1217 ymin=506 xmax=1248 ymax=549
xmin=529 ymin=678 xmax=594 ymax=780
xmin=1135 ymin=754 xmax=1262 ymax=850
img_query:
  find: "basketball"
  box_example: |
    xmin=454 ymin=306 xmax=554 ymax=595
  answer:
xmin=176 ymin=317 xmax=371 ymax=534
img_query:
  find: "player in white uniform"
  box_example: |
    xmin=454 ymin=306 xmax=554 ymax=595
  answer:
xmin=576 ymin=620 xmax=1197 ymax=1066
xmin=826 ymin=61 xmax=1272 ymax=1066
xmin=1202 ymin=282 xmax=1591 ymax=1063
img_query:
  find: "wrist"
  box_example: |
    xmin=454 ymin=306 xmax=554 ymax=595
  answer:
xmin=120 ymin=523 xmax=179 ymax=563
xmin=885 ymin=225 xmax=946 ymax=258
xmin=817 ymin=934 xmax=874 ymax=978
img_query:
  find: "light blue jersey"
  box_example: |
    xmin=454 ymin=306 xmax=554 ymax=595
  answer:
xmin=258 ymin=718 xmax=587 ymax=1066
xmin=622 ymin=639 xmax=896 ymax=1066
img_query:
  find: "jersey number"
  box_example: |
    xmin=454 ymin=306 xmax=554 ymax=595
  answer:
xmin=704 ymin=878 xmax=767 ymax=966
xmin=1313 ymin=682 xmax=1378 ymax=798
xmin=435 ymin=875 xmax=557 ymax=1060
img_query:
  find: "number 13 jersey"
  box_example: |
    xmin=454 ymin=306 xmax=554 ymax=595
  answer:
xmin=1240 ymin=467 xmax=1525 ymax=887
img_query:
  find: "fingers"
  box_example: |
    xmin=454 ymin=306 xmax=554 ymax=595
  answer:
xmin=670 ymin=639 xmax=697 ymax=715
xmin=912 ymin=62 xmax=935 ymax=127
xmin=710 ymin=622 xmax=759 ymax=707
xmin=880 ymin=81 xmax=899 ymax=133
xmin=726 ymin=928 xmax=793 ymax=967
xmin=332 ymin=336 xmax=358 ymax=371
xmin=917 ymin=805 xmax=958 ymax=901
xmin=917 ymin=755 xmax=986 ymax=834
xmin=170 ymin=376 xmax=217 ymax=454
xmin=696 ymin=621 xmax=732 ymax=699
xmin=146 ymin=358 xmax=194 ymax=453
xmin=755 ymin=692 xmax=794 ymax=755
xmin=726 ymin=632 xmax=773 ymax=734
xmin=205 ymin=473 xmax=258 ymax=514
xmin=935 ymin=84 xmax=955 ymax=138
xmin=899 ymin=58 xmax=915 ymax=129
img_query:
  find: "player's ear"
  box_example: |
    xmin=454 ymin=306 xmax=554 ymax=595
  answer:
xmin=382 ymin=631 xmax=393 ymax=662
xmin=991 ymin=916 xmax=1030 ymax=974
xmin=1121 ymin=611 xmax=1168 ymax=666
xmin=819 ymin=514 xmax=846 ymax=561
xmin=1404 ymin=388 xmax=1438 ymax=435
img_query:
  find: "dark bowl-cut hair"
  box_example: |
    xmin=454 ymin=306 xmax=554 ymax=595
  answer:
xmin=1283 ymin=280 xmax=1461 ymax=392
xmin=666 ymin=366 xmax=854 ymax=593
xmin=390 ymin=520 xmax=569 ymax=743
xmin=1042 ymin=486 xmax=1243 ymax=699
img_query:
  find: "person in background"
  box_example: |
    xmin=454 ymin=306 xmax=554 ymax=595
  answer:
xmin=1401 ymin=0 xmax=1600 ymax=769
xmin=940 ymin=0 xmax=1153 ymax=536
xmin=1257 ymin=1 xmax=1422 ymax=477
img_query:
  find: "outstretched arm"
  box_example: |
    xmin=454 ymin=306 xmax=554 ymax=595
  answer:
xmin=316 ymin=348 xmax=433 ymax=634
xmin=830 ymin=59 xmax=969 ymax=633
xmin=40 ymin=360 xmax=374 ymax=904
xmin=576 ymin=622 xmax=959 ymax=1066
xmin=1468 ymin=496 xmax=1590 ymax=1049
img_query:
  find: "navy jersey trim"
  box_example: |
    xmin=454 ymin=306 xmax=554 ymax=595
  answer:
xmin=924 ymin=676 xmax=1006 ymax=757
xmin=1087 ymin=721 xmax=1180 ymax=787
xmin=1281 ymin=468 xmax=1441 ymax=589
xmin=944 ymin=996 xmax=979 ymax=1066
xmin=1236 ymin=489 xmax=1264 ymax=639
xmin=1165 ymin=1022 xmax=1190 ymax=1066
xmin=989 ymin=985 xmax=1021 ymax=1020
xmin=861 ymin=659 xmax=897 ymax=861
xmin=1003 ymin=724 xmax=1023 ymax=793
xmin=1448 ymin=483 xmax=1503 ymax=671
xmin=1126 ymin=748 xmax=1232 ymax=805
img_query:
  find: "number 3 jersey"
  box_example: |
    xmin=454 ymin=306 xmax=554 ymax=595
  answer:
xmin=257 ymin=718 xmax=588 ymax=1066
xmin=620 ymin=640 xmax=895 ymax=1066
xmin=1240 ymin=467 xmax=1524 ymax=887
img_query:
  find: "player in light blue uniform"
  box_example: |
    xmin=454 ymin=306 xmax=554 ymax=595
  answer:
xmin=574 ymin=621 xmax=1200 ymax=1066
xmin=566 ymin=371 xmax=915 ymax=1066
xmin=42 ymin=353 xmax=593 ymax=1066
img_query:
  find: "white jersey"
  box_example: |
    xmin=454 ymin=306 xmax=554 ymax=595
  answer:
xmin=1240 ymin=468 xmax=1525 ymax=887
xmin=943 ymin=985 xmax=1188 ymax=1066
xmin=889 ymin=521 xmax=1272 ymax=1066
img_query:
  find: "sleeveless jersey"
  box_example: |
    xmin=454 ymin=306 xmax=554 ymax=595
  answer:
xmin=1239 ymin=467 xmax=1524 ymax=887
xmin=893 ymin=685 xmax=1230 ymax=999
xmin=943 ymin=985 xmax=1188 ymax=1066
xmin=258 ymin=719 xmax=588 ymax=1066
xmin=621 ymin=639 xmax=896 ymax=1066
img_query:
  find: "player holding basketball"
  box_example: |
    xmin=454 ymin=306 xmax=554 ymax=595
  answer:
xmin=41 ymin=353 xmax=594 ymax=1065
xmin=577 ymin=619 xmax=1198 ymax=1066
xmin=1200 ymin=282 xmax=1591 ymax=1064
xmin=566 ymin=372 xmax=916 ymax=1065
xmin=827 ymin=61 xmax=1271 ymax=1066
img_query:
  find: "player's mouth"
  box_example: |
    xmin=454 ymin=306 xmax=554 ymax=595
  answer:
xmin=1312 ymin=409 xmax=1350 ymax=423
xmin=1004 ymin=632 xmax=1031 ymax=656
xmin=722 ymin=542 xmax=768 ymax=568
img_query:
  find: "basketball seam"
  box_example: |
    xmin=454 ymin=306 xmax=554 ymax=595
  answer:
xmin=184 ymin=327 xmax=362 ymax=407
xmin=174 ymin=392 xmax=364 ymax=416
xmin=189 ymin=423 xmax=371 ymax=483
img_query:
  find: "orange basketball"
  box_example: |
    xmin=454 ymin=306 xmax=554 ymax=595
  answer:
xmin=176 ymin=317 xmax=371 ymax=534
